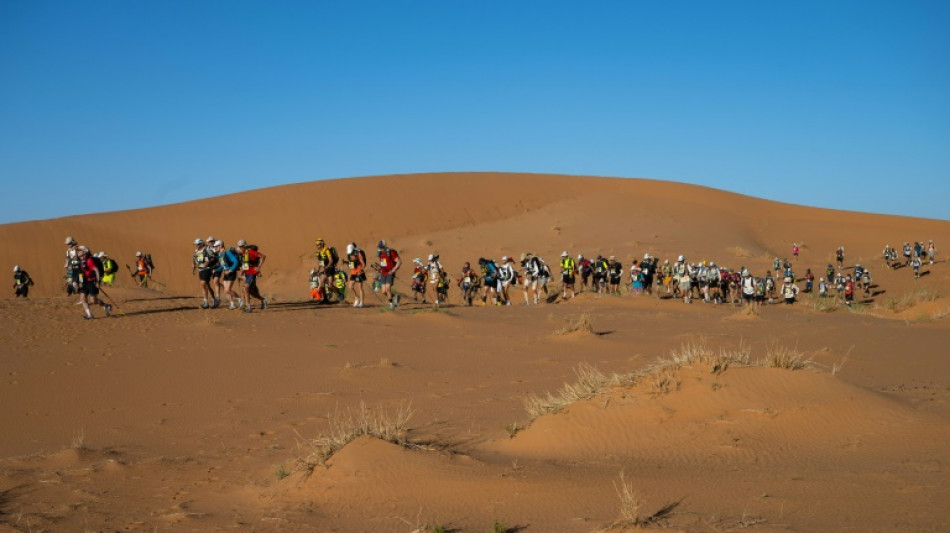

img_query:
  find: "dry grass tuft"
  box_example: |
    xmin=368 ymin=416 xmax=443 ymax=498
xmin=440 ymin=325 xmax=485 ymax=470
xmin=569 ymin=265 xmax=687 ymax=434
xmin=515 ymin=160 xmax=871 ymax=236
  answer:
xmin=524 ymin=341 xmax=808 ymax=419
xmin=555 ymin=312 xmax=594 ymax=335
xmin=71 ymin=427 xmax=86 ymax=450
xmin=524 ymin=363 xmax=610 ymax=418
xmin=602 ymin=471 xmax=680 ymax=531
xmin=883 ymin=287 xmax=940 ymax=312
xmin=763 ymin=343 xmax=807 ymax=370
xmin=297 ymin=401 xmax=413 ymax=473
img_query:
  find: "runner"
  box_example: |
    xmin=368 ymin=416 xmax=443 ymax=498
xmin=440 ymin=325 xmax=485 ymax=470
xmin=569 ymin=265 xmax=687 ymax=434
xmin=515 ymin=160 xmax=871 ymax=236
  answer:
xmin=497 ymin=256 xmax=516 ymax=306
xmin=740 ymin=271 xmax=756 ymax=307
xmin=376 ymin=240 xmax=401 ymax=309
xmin=607 ymin=256 xmax=623 ymax=295
xmin=661 ymin=259 xmax=673 ymax=297
xmin=927 ymin=240 xmax=936 ymax=265
xmin=593 ymin=255 xmax=609 ymax=293
xmin=425 ymin=253 xmax=445 ymax=306
xmin=410 ymin=258 xmax=427 ymax=302
xmin=216 ymin=241 xmax=242 ymax=309
xmin=818 ymin=277 xmax=828 ymax=298
xmin=133 ymin=252 xmax=152 ymax=287
xmin=844 ymin=274 xmax=855 ymax=305
xmin=237 ymin=239 xmax=267 ymax=312
xmin=640 ymin=254 xmax=655 ymax=296
xmin=345 ymin=243 xmax=368 ymax=308
xmin=781 ymin=276 xmax=800 ymax=305
xmin=792 ymin=243 xmax=800 ymax=260
xmin=64 ymin=237 xmax=82 ymax=297
xmin=478 ymin=257 xmax=498 ymax=306
xmin=577 ymin=254 xmax=592 ymax=292
xmin=95 ymin=252 xmax=117 ymax=286
xmin=902 ymin=243 xmax=912 ymax=266
xmin=538 ymin=258 xmax=551 ymax=299
xmin=803 ymin=268 xmax=815 ymax=293
xmin=520 ymin=253 xmax=541 ymax=305
xmin=764 ymin=271 xmax=776 ymax=304
xmin=309 ymin=269 xmax=322 ymax=301
xmin=13 ymin=265 xmax=34 ymax=297
xmin=559 ymin=251 xmax=576 ymax=300
xmin=861 ymin=267 xmax=872 ymax=297
xmin=77 ymin=246 xmax=111 ymax=319
xmin=314 ymin=239 xmax=341 ymax=304
xmin=835 ymin=246 xmax=845 ymax=269
xmin=192 ymin=238 xmax=217 ymax=309
xmin=629 ymin=260 xmax=643 ymax=295
xmin=912 ymin=255 xmax=922 ymax=279
xmin=458 ymin=262 xmax=479 ymax=306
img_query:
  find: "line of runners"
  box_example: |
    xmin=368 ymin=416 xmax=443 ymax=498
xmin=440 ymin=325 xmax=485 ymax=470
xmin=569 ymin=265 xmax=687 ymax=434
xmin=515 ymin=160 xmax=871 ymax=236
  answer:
xmin=11 ymin=237 xmax=941 ymax=318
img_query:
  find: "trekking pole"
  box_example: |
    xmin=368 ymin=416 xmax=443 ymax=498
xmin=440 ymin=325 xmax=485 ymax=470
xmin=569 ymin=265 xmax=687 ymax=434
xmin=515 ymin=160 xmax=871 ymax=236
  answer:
xmin=97 ymin=287 xmax=127 ymax=316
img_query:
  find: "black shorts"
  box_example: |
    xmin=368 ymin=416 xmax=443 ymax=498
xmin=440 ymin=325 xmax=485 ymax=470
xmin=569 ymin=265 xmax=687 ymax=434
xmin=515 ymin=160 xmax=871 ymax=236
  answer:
xmin=609 ymin=276 xmax=621 ymax=285
xmin=223 ymin=271 xmax=237 ymax=282
xmin=350 ymin=272 xmax=366 ymax=283
xmin=198 ymin=269 xmax=212 ymax=282
xmin=562 ymin=274 xmax=575 ymax=284
xmin=81 ymin=281 xmax=99 ymax=296
xmin=212 ymin=270 xmax=222 ymax=279
xmin=324 ymin=266 xmax=337 ymax=277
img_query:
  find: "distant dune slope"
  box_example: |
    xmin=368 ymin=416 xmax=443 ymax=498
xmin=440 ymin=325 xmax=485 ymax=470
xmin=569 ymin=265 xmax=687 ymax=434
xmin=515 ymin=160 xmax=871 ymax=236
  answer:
xmin=1 ymin=173 xmax=947 ymax=298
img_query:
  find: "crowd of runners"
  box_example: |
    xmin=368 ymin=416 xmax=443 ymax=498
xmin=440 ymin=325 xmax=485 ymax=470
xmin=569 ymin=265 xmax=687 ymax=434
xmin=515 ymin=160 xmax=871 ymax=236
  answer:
xmin=8 ymin=237 xmax=941 ymax=318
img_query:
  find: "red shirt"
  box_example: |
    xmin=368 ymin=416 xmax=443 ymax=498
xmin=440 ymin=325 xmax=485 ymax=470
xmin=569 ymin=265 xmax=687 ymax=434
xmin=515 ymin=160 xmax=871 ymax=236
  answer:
xmin=243 ymin=249 xmax=262 ymax=276
xmin=378 ymin=248 xmax=399 ymax=275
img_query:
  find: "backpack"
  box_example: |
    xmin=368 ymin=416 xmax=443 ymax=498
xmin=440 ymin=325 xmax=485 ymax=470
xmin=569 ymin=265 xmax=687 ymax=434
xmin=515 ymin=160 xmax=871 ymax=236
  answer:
xmin=329 ymin=246 xmax=340 ymax=266
xmin=222 ymin=249 xmax=240 ymax=271
xmin=144 ymin=253 xmax=155 ymax=271
xmin=91 ymin=255 xmax=104 ymax=274
xmin=102 ymin=258 xmax=118 ymax=274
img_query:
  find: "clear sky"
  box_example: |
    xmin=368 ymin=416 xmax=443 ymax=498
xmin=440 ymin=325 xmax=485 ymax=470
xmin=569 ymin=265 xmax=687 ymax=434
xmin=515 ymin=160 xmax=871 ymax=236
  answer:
xmin=1 ymin=1 xmax=948 ymax=223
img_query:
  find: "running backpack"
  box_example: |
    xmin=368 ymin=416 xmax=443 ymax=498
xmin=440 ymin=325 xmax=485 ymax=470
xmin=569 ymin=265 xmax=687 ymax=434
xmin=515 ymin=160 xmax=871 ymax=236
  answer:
xmin=144 ymin=253 xmax=155 ymax=271
xmin=329 ymin=246 xmax=340 ymax=266
xmin=102 ymin=258 xmax=118 ymax=274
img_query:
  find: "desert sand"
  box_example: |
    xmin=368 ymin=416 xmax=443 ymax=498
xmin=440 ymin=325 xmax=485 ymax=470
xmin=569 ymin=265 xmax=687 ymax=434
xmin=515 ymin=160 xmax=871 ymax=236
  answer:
xmin=1 ymin=173 xmax=949 ymax=532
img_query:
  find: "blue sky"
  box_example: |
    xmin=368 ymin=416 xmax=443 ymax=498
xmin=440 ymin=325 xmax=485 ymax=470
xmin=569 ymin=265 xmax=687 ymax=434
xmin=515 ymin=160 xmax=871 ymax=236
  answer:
xmin=1 ymin=1 xmax=948 ymax=223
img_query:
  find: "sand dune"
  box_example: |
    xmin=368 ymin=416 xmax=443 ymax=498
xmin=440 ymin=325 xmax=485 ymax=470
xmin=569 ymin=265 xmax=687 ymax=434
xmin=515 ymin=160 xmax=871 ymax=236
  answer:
xmin=1 ymin=173 xmax=949 ymax=532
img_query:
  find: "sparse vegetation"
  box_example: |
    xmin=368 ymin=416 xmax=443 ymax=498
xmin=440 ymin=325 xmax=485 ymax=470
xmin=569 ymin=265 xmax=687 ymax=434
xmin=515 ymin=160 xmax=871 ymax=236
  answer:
xmin=764 ymin=343 xmax=807 ymax=370
xmin=524 ymin=340 xmax=809 ymax=419
xmin=503 ymin=422 xmax=521 ymax=438
xmin=601 ymin=471 xmax=680 ymax=531
xmin=883 ymin=287 xmax=940 ymax=312
xmin=524 ymin=363 xmax=612 ymax=418
xmin=71 ymin=427 xmax=86 ymax=450
xmin=275 ymin=464 xmax=289 ymax=480
xmin=554 ymin=312 xmax=594 ymax=335
xmin=297 ymin=401 xmax=413 ymax=473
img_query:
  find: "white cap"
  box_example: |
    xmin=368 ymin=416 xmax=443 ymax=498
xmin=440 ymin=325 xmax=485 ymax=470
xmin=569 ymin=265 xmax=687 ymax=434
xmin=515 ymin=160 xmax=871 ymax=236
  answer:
xmin=561 ymin=251 xmax=568 ymax=257
xmin=214 ymin=240 xmax=223 ymax=247
xmin=784 ymin=277 xmax=792 ymax=282
xmin=96 ymin=251 xmax=105 ymax=258
xmin=427 ymin=254 xmax=434 ymax=261
xmin=413 ymin=258 xmax=422 ymax=264
xmin=678 ymin=255 xmax=684 ymax=261
xmin=79 ymin=245 xmax=89 ymax=252
xmin=65 ymin=236 xmax=76 ymax=245
xmin=346 ymin=243 xmax=355 ymax=255
xmin=310 ymin=269 xmax=317 ymax=275
xmin=136 ymin=251 xmax=142 ymax=257
xmin=577 ymin=254 xmax=583 ymax=260
xmin=237 ymin=239 xmax=247 ymax=247
xmin=207 ymin=235 xmax=215 ymax=243
xmin=194 ymin=238 xmax=204 ymax=246
xmin=644 ymin=253 xmax=650 ymax=259
xmin=501 ymin=256 xmax=509 ymax=262
xmin=13 ymin=265 xmax=19 ymax=272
